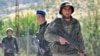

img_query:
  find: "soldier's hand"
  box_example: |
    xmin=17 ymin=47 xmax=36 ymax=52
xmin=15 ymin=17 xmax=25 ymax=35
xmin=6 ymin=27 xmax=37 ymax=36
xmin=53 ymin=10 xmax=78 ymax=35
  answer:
xmin=6 ymin=49 xmax=10 ymax=53
xmin=59 ymin=37 xmax=69 ymax=45
xmin=79 ymin=53 xmax=86 ymax=56
xmin=40 ymin=48 xmax=45 ymax=54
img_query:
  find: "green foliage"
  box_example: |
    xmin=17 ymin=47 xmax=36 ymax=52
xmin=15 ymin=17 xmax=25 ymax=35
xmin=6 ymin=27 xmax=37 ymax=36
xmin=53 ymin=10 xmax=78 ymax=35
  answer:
xmin=88 ymin=0 xmax=94 ymax=10
xmin=17 ymin=13 xmax=39 ymax=37
xmin=0 ymin=18 xmax=3 ymax=30
xmin=0 ymin=13 xmax=39 ymax=38
xmin=81 ymin=1 xmax=100 ymax=56
xmin=0 ymin=17 xmax=4 ymax=40
xmin=0 ymin=49 xmax=3 ymax=56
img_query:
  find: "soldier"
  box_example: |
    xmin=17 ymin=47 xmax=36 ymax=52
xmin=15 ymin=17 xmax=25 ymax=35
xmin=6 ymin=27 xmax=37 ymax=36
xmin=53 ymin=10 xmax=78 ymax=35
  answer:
xmin=44 ymin=1 xmax=85 ymax=56
xmin=36 ymin=10 xmax=52 ymax=56
xmin=2 ymin=28 xmax=19 ymax=56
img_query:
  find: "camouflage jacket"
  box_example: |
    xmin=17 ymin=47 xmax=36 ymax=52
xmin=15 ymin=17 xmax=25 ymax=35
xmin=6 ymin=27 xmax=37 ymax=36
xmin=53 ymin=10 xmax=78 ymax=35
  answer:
xmin=2 ymin=36 xmax=19 ymax=53
xmin=44 ymin=17 xmax=85 ymax=54
xmin=37 ymin=22 xmax=50 ymax=51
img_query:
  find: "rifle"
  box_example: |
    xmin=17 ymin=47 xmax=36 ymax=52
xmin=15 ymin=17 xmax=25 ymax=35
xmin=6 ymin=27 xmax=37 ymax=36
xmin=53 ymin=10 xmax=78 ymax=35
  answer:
xmin=55 ymin=28 xmax=83 ymax=53
xmin=53 ymin=18 xmax=85 ymax=54
xmin=2 ymin=44 xmax=16 ymax=53
xmin=53 ymin=27 xmax=87 ymax=56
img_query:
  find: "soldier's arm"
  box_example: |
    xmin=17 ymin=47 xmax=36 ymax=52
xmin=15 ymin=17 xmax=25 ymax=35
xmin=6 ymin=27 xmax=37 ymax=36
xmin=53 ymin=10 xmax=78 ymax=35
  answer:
xmin=44 ymin=22 xmax=60 ymax=42
xmin=14 ymin=38 xmax=19 ymax=53
xmin=1 ymin=38 xmax=5 ymax=49
xmin=2 ymin=38 xmax=5 ymax=44
xmin=76 ymin=22 xmax=85 ymax=53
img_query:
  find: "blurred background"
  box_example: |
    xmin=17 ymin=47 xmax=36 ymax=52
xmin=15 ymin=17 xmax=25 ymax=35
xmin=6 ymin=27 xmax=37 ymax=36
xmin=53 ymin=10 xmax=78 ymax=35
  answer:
xmin=0 ymin=0 xmax=100 ymax=56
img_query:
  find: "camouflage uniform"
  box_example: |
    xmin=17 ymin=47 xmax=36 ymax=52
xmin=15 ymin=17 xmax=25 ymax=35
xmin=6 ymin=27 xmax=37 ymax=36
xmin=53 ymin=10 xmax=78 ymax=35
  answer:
xmin=2 ymin=36 xmax=19 ymax=56
xmin=37 ymin=22 xmax=52 ymax=56
xmin=44 ymin=17 xmax=85 ymax=56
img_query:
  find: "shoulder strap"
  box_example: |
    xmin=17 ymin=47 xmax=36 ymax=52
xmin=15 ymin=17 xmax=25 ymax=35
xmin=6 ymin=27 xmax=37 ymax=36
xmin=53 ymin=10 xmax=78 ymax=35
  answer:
xmin=54 ymin=18 xmax=63 ymax=28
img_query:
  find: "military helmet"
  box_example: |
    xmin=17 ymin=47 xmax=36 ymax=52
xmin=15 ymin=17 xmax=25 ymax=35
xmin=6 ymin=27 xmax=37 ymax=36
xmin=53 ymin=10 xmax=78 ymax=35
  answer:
xmin=59 ymin=1 xmax=74 ymax=15
xmin=6 ymin=28 xmax=13 ymax=33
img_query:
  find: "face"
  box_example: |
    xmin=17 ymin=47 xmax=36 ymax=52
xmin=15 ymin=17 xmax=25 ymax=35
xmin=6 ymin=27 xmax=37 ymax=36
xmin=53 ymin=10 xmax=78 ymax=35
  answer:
xmin=7 ymin=30 xmax=13 ymax=36
xmin=36 ymin=14 xmax=45 ymax=24
xmin=61 ymin=6 xmax=72 ymax=18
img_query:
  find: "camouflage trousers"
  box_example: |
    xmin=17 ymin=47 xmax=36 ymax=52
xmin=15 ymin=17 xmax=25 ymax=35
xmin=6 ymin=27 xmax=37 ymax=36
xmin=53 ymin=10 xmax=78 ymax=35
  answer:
xmin=53 ymin=53 xmax=79 ymax=56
